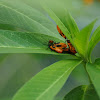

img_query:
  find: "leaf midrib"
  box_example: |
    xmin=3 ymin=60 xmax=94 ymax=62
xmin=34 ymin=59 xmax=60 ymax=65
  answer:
xmin=82 ymin=85 xmax=89 ymax=100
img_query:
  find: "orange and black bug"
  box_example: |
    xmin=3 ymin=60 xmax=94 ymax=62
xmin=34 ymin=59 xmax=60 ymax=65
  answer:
xmin=48 ymin=40 xmax=54 ymax=46
xmin=48 ymin=40 xmax=77 ymax=54
xmin=57 ymin=25 xmax=77 ymax=55
xmin=67 ymin=40 xmax=77 ymax=54
xmin=57 ymin=25 xmax=66 ymax=39
xmin=48 ymin=40 xmax=68 ymax=53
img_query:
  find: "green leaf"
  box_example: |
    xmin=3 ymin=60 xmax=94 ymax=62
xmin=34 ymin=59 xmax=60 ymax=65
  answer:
xmin=12 ymin=59 xmax=82 ymax=100
xmin=43 ymin=5 xmax=70 ymax=39
xmin=0 ymin=29 xmax=64 ymax=53
xmin=0 ymin=0 xmax=64 ymax=41
xmin=63 ymin=85 xmax=99 ymax=100
xmin=74 ymin=19 xmax=97 ymax=61
xmin=63 ymin=11 xmax=79 ymax=38
xmin=0 ymin=54 xmax=78 ymax=100
xmin=43 ymin=3 xmax=79 ymax=42
xmin=0 ymin=30 xmax=79 ymax=57
xmin=87 ymin=26 xmax=100 ymax=61
xmin=86 ymin=58 xmax=100 ymax=98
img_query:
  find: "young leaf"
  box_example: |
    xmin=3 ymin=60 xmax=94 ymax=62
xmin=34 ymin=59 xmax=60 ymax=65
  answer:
xmin=74 ymin=19 xmax=97 ymax=61
xmin=86 ymin=58 xmax=100 ymax=98
xmin=87 ymin=26 xmax=100 ymax=61
xmin=43 ymin=5 xmax=70 ymax=40
xmin=0 ymin=29 xmax=64 ymax=53
xmin=63 ymin=85 xmax=99 ymax=100
xmin=64 ymin=11 xmax=80 ymax=38
xmin=43 ymin=3 xmax=79 ymax=42
xmin=0 ymin=0 xmax=63 ymax=40
xmin=12 ymin=59 xmax=82 ymax=100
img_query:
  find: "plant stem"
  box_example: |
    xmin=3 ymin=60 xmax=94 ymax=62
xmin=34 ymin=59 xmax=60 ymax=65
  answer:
xmin=83 ymin=62 xmax=92 ymax=84
xmin=89 ymin=55 xmax=92 ymax=63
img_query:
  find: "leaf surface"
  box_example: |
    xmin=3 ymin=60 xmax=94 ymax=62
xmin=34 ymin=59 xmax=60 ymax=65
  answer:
xmin=63 ymin=85 xmax=99 ymax=100
xmin=0 ymin=0 xmax=64 ymax=41
xmin=12 ymin=59 xmax=82 ymax=100
xmin=0 ymin=30 xmax=65 ymax=53
xmin=86 ymin=58 xmax=100 ymax=98
xmin=74 ymin=19 xmax=97 ymax=61
xmin=87 ymin=26 xmax=100 ymax=61
xmin=43 ymin=4 xmax=79 ymax=42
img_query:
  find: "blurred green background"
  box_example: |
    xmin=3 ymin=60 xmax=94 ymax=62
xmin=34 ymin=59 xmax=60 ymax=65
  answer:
xmin=0 ymin=0 xmax=100 ymax=100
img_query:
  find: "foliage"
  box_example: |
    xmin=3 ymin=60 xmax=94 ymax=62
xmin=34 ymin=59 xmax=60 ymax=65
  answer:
xmin=0 ymin=0 xmax=100 ymax=100
xmin=63 ymin=85 xmax=99 ymax=100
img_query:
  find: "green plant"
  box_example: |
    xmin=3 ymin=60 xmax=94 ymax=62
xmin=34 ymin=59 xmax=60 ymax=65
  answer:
xmin=0 ymin=0 xmax=100 ymax=100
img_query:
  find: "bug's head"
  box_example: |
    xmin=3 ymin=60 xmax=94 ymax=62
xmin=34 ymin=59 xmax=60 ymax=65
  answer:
xmin=67 ymin=40 xmax=70 ymax=43
xmin=48 ymin=40 xmax=54 ymax=46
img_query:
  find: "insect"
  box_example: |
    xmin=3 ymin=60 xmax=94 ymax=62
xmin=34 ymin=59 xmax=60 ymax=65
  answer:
xmin=48 ymin=40 xmax=68 ymax=53
xmin=57 ymin=25 xmax=66 ymax=39
xmin=57 ymin=25 xmax=77 ymax=54
xmin=67 ymin=40 xmax=77 ymax=55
